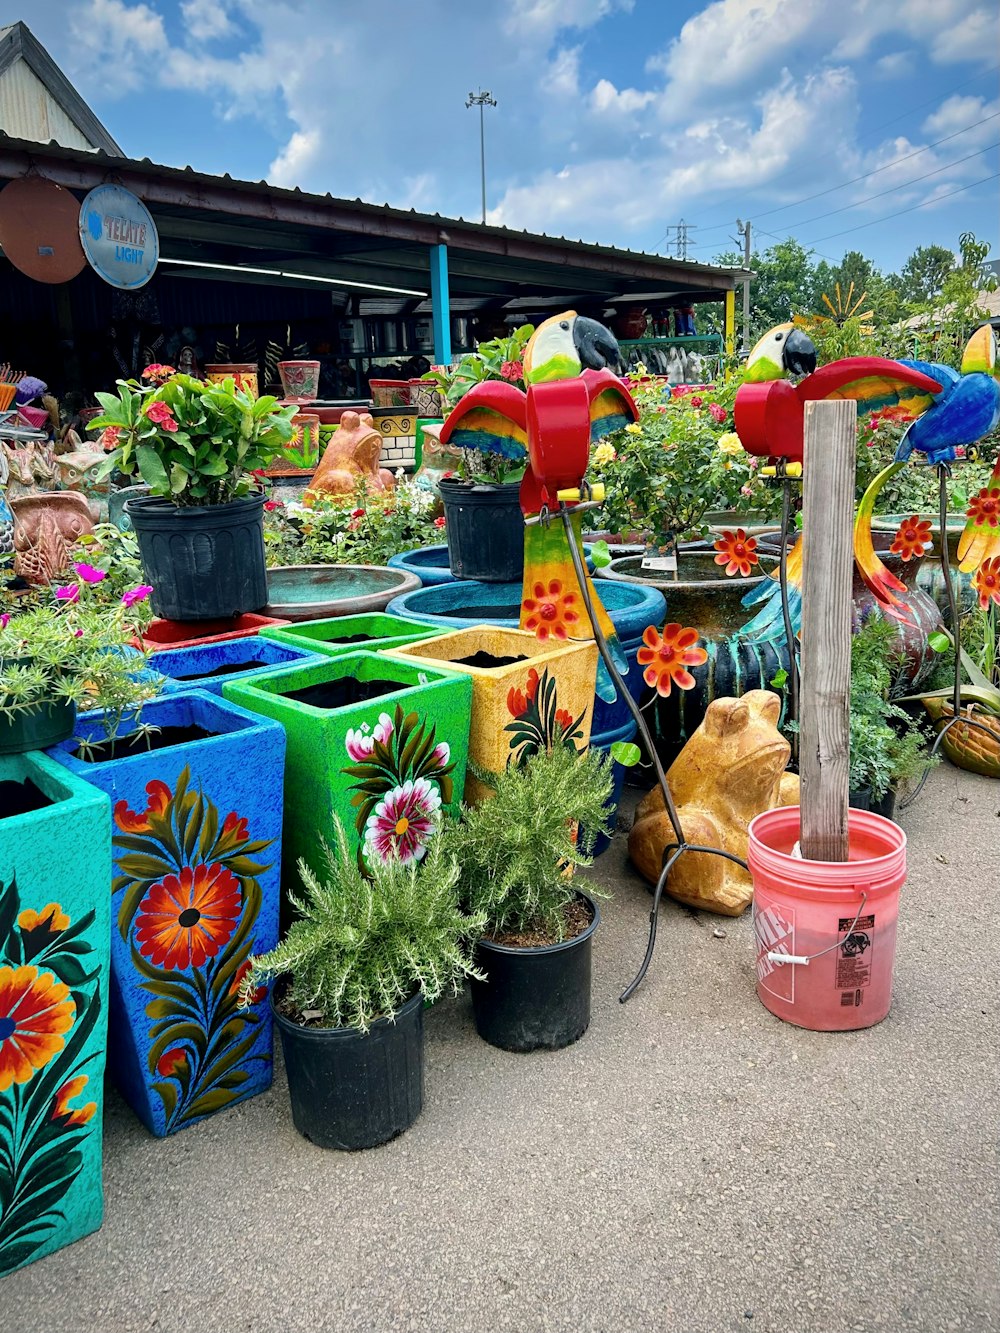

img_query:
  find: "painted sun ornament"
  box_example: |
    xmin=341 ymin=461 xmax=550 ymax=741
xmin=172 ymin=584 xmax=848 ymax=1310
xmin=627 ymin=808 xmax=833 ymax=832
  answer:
xmin=713 ymin=529 xmax=759 ymax=577
xmin=890 ymin=516 xmax=933 ymax=561
xmin=637 ymin=623 xmax=708 ymax=698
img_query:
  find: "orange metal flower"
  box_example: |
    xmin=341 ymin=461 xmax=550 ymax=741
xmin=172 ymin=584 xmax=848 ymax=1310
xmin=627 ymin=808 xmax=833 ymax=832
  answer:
xmin=972 ymin=556 xmax=1000 ymax=610
xmin=712 ymin=528 xmax=759 ymax=577
xmin=521 ymin=578 xmax=581 ymax=641
xmin=114 ymin=779 xmax=172 ymax=833
xmin=135 ymin=863 xmax=241 ymax=970
xmin=636 ymin=623 xmax=707 ymax=697
xmin=890 ymin=515 xmax=933 ymax=561
xmin=0 ymin=964 xmax=76 ymax=1092
xmin=966 ymin=487 xmax=1000 ymax=529
xmin=50 ymin=1075 xmax=97 ymax=1128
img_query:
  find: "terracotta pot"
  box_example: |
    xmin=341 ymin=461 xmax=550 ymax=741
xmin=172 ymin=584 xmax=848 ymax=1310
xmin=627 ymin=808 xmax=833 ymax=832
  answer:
xmin=278 ymin=360 xmax=321 ymax=401
xmin=204 ymin=363 xmax=259 ymax=399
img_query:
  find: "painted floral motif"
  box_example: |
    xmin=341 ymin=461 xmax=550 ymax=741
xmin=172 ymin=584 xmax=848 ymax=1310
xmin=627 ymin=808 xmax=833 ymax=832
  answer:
xmin=504 ymin=665 xmax=587 ymax=765
xmin=890 ymin=516 xmax=933 ymax=561
xmin=0 ymin=878 xmax=101 ymax=1274
xmin=342 ymin=704 xmax=456 ymax=868
xmin=637 ymin=623 xmax=708 ymax=698
xmin=111 ymin=767 xmax=275 ymax=1133
xmin=713 ymin=528 xmax=759 ymax=577
xmin=966 ymin=487 xmax=1000 ymax=529
xmin=972 ymin=556 xmax=1000 ymax=610
xmin=521 ymin=578 xmax=582 ymax=642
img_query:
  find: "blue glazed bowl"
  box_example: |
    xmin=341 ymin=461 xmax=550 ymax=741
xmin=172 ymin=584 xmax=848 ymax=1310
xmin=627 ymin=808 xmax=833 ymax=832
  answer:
xmin=387 ymin=543 xmax=597 ymax=588
xmin=587 ymin=717 xmax=639 ymax=857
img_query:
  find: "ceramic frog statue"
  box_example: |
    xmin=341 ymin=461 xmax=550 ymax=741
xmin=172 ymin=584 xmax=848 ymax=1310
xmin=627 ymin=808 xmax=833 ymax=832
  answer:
xmin=628 ymin=689 xmax=799 ymax=916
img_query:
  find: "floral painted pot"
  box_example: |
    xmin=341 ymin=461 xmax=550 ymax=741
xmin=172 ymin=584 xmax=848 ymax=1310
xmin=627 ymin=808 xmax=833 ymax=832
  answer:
xmin=222 ymin=652 xmax=471 ymax=888
xmin=148 ymin=635 xmax=327 ymax=697
xmin=382 ymin=627 xmax=597 ymax=805
xmin=278 ymin=360 xmax=321 ymax=402
xmin=0 ymin=750 xmax=111 ymax=1275
xmin=850 ymin=533 xmax=942 ymax=692
xmin=49 ymin=690 xmax=286 ymax=1137
xmin=204 ymin=364 xmax=258 ymax=399
xmin=260 ymin=611 xmax=444 ymax=658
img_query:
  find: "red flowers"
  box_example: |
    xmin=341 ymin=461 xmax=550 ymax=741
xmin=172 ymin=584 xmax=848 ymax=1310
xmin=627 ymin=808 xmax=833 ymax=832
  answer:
xmin=890 ymin=516 xmax=933 ymax=561
xmin=114 ymin=779 xmax=172 ymax=834
xmin=713 ymin=528 xmax=758 ymax=577
xmin=521 ymin=578 xmax=581 ymax=641
xmin=433 ymin=515 xmax=446 ymax=528
xmin=690 ymin=395 xmax=703 ymax=408
xmin=972 ymin=556 xmax=1000 ymax=610
xmin=141 ymin=364 xmax=176 ymax=384
xmin=135 ymin=863 xmax=241 ymax=970
xmin=708 ymin=402 xmax=726 ymax=424
xmin=145 ymin=400 xmax=178 ymax=432
xmin=506 ymin=668 xmax=540 ymax=719
xmin=156 ymin=1047 xmax=188 ymax=1079
xmin=966 ymin=487 xmax=1000 ymax=529
xmin=637 ymin=623 xmax=707 ymax=698
xmin=264 ymin=500 xmax=282 ymax=512
xmin=500 ymin=359 xmax=524 ymax=381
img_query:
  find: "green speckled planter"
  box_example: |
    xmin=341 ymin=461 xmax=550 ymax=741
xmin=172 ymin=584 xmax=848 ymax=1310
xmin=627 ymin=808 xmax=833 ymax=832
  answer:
xmin=259 ymin=612 xmax=445 ymax=659
xmin=383 ymin=628 xmax=598 ymax=805
xmin=0 ymin=751 xmax=111 ymax=1276
xmin=223 ymin=652 xmax=471 ymax=891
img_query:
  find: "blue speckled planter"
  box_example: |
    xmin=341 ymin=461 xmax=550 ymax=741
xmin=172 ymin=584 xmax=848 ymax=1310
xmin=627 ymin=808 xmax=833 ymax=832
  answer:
xmin=259 ymin=611 xmax=445 ymax=660
xmin=0 ymin=752 xmax=111 ymax=1276
xmin=48 ymin=691 xmax=286 ymax=1138
xmin=386 ymin=577 xmax=665 ymax=734
xmin=388 ymin=544 xmax=597 ymax=588
xmin=149 ymin=636 xmax=326 ymax=697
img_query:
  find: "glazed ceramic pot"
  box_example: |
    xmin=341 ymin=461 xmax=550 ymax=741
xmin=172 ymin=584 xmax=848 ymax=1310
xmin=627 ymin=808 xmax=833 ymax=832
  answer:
xmin=262 ymin=565 xmax=421 ymax=622
xmin=49 ymin=691 xmax=286 ymax=1137
xmin=849 ymin=533 xmax=942 ymax=692
xmin=278 ymin=360 xmax=321 ymax=402
xmin=204 ymin=364 xmax=258 ymax=399
xmin=148 ymin=635 xmax=326 ymax=697
xmin=260 ymin=611 xmax=443 ymax=658
xmin=0 ymin=751 xmax=111 ymax=1275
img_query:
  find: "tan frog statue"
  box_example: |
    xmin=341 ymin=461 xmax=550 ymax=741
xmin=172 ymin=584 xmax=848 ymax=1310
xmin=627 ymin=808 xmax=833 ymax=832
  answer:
xmin=304 ymin=410 xmax=395 ymax=503
xmin=628 ymin=689 xmax=799 ymax=916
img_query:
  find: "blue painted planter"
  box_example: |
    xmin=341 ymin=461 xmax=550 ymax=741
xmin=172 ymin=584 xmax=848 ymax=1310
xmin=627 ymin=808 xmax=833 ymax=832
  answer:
xmin=258 ymin=611 xmax=445 ymax=659
xmin=388 ymin=543 xmax=597 ymax=588
xmin=386 ymin=577 xmax=665 ymax=734
xmin=149 ymin=636 xmax=326 ymax=697
xmin=48 ymin=690 xmax=286 ymax=1138
xmin=587 ymin=718 xmax=638 ymax=857
xmin=0 ymin=751 xmax=111 ymax=1275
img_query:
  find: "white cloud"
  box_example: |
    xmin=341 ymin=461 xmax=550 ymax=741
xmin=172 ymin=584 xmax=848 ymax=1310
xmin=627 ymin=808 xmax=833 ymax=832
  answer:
xmin=68 ymin=0 xmax=165 ymax=93
xmin=589 ymin=78 xmax=656 ymax=116
xmin=923 ymin=93 xmax=999 ymax=139
xmin=874 ymin=51 xmax=914 ymax=78
xmin=547 ymin=46 xmax=582 ymax=99
xmin=504 ymin=0 xmax=632 ymax=38
xmin=179 ymin=0 xmax=236 ymax=40
xmin=833 ymin=0 xmax=996 ymax=63
xmin=268 ymin=129 xmax=320 ymax=186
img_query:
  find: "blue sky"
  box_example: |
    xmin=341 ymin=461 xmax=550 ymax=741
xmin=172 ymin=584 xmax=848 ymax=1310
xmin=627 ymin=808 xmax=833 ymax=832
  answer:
xmin=15 ymin=0 xmax=1000 ymax=275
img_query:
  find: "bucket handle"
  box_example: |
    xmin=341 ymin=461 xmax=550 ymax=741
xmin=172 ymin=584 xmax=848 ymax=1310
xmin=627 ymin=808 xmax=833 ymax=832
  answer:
xmin=766 ymin=892 xmax=868 ymax=968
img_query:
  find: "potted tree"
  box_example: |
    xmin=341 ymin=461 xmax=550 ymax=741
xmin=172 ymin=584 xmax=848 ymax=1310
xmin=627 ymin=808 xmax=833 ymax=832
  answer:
xmin=239 ymin=817 xmax=484 ymax=1150
xmin=91 ymin=367 xmax=296 ymax=620
xmin=441 ymin=742 xmax=613 ymax=1053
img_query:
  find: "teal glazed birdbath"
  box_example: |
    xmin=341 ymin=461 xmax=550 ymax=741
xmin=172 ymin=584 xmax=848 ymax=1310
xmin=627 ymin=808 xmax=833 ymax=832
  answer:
xmin=263 ymin=565 xmax=421 ymax=622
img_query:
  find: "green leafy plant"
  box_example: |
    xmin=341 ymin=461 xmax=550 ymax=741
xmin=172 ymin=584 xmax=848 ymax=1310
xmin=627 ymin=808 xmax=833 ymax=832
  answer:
xmin=850 ymin=615 xmax=935 ymax=799
xmin=441 ymin=742 xmax=614 ymax=942
xmin=262 ymin=480 xmax=443 ymax=567
xmin=70 ymin=523 xmax=146 ymax=601
xmin=240 ymin=817 xmax=485 ymax=1033
xmin=91 ymin=370 xmax=296 ymax=506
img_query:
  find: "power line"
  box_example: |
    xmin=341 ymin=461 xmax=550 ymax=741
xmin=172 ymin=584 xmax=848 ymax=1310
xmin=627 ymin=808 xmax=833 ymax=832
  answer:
xmin=800 ymin=170 xmax=1000 ymax=245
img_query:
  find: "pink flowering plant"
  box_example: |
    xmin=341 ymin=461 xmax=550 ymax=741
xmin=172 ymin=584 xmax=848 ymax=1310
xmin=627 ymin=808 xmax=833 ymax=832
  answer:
xmin=91 ymin=366 xmax=296 ymax=506
xmin=0 ymin=574 xmax=160 ymax=739
xmin=420 ymin=324 xmax=533 ymax=413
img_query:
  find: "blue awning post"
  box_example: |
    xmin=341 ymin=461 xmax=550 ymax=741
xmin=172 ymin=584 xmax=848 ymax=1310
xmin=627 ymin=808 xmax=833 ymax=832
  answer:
xmin=430 ymin=244 xmax=452 ymax=365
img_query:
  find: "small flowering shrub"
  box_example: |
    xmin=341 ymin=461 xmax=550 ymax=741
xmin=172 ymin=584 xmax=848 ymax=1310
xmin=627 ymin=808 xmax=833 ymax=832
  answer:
xmin=91 ymin=365 xmax=296 ymax=506
xmin=420 ymin=324 xmax=533 ymax=412
xmin=263 ymin=480 xmax=442 ymax=567
xmin=855 ymin=407 xmax=999 ymax=511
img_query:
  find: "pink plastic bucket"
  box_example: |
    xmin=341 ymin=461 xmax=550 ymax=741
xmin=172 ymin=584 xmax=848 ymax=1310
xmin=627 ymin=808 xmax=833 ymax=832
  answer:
xmin=748 ymin=806 xmax=906 ymax=1032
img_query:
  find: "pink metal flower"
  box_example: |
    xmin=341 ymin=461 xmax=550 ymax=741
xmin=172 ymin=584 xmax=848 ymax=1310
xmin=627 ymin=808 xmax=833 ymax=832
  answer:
xmin=122 ymin=585 xmax=153 ymax=608
xmin=55 ymin=585 xmax=79 ymax=603
xmin=73 ymin=562 xmax=106 ymax=584
xmin=363 ymin=778 xmax=441 ymax=864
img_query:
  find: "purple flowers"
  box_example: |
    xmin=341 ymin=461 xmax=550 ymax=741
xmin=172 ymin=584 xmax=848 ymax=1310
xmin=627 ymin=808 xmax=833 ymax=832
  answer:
xmin=122 ymin=585 xmax=153 ymax=609
xmin=0 ymin=613 xmax=8 ymax=630
xmin=73 ymin=562 xmax=106 ymax=584
xmin=55 ymin=585 xmax=80 ymax=604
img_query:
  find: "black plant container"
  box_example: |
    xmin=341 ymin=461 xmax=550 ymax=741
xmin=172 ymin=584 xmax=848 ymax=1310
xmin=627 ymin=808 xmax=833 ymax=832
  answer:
xmin=126 ymin=493 xmax=268 ymax=621
xmin=0 ymin=699 xmax=76 ymax=755
xmin=849 ymin=787 xmax=897 ymax=821
xmin=439 ymin=479 xmax=524 ymax=583
xmin=272 ymin=989 xmax=424 ymax=1150
xmin=470 ymin=893 xmax=600 ymax=1053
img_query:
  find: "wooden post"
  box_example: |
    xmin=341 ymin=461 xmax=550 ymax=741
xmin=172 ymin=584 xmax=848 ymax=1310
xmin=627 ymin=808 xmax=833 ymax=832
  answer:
xmin=799 ymin=399 xmax=856 ymax=861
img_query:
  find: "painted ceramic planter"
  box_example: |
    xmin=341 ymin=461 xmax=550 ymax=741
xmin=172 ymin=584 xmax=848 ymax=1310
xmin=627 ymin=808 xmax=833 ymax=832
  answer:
xmin=262 ymin=564 xmax=420 ymax=622
xmin=149 ymin=636 xmax=327 ymax=697
xmin=204 ymin=364 xmax=259 ymax=399
xmin=371 ymin=407 xmax=417 ymax=470
xmin=222 ymin=652 xmax=471 ymax=887
xmin=140 ymin=612 xmax=287 ymax=651
xmin=48 ymin=691 xmax=286 ymax=1138
xmin=260 ymin=611 xmax=444 ymax=658
xmin=278 ymin=361 xmax=320 ymax=402
xmin=387 ymin=543 xmax=598 ymax=588
xmin=0 ymin=751 xmax=110 ymax=1276
xmin=383 ymin=627 xmax=598 ymax=805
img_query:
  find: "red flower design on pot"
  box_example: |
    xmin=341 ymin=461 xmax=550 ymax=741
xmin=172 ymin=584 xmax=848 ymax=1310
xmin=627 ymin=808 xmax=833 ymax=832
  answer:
xmin=521 ymin=579 xmax=581 ymax=642
xmin=135 ymin=864 xmax=241 ymax=970
xmin=50 ymin=1075 xmax=97 ymax=1128
xmin=0 ymin=964 xmax=75 ymax=1092
xmin=114 ymin=779 xmax=172 ymax=833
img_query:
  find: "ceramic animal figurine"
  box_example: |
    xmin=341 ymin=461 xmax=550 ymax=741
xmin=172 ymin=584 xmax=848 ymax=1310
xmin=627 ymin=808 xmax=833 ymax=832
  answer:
xmin=0 ymin=450 xmax=13 ymax=565
xmin=666 ymin=346 xmax=685 ymax=385
xmin=628 ymin=689 xmax=799 ymax=916
xmin=53 ymin=448 xmax=106 ymax=491
xmin=411 ymin=423 xmax=464 ymax=495
xmin=11 ymin=492 xmax=94 ymax=584
xmin=1 ymin=442 xmax=39 ymax=501
xmin=304 ymin=410 xmax=395 ymax=502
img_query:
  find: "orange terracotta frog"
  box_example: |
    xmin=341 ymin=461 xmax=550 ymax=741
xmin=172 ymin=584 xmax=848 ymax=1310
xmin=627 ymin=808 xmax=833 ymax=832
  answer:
xmin=304 ymin=410 xmax=395 ymax=503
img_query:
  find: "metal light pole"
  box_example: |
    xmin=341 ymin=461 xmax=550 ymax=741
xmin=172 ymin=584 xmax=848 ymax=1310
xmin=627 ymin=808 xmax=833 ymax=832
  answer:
xmin=465 ymin=89 xmax=497 ymax=224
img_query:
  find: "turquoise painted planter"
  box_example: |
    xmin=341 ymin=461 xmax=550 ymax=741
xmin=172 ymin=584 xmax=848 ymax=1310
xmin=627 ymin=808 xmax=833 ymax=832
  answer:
xmin=223 ymin=652 xmax=471 ymax=889
xmin=387 ymin=543 xmax=597 ymax=588
xmin=386 ymin=577 xmax=665 ymax=735
xmin=259 ymin=612 xmax=445 ymax=659
xmin=0 ymin=751 xmax=111 ymax=1276
xmin=149 ymin=636 xmax=327 ymax=696
xmin=48 ymin=691 xmax=286 ymax=1138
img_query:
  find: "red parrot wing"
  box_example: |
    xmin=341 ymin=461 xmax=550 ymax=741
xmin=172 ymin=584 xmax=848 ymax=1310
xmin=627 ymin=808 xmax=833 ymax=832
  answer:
xmin=581 ymin=368 xmax=638 ymax=442
xmin=795 ymin=357 xmax=944 ymax=419
xmin=439 ymin=381 xmax=528 ymax=458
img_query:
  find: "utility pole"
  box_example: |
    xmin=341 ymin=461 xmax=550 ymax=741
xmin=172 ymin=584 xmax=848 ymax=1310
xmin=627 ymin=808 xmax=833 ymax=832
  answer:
xmin=735 ymin=218 xmax=752 ymax=356
xmin=465 ymin=89 xmax=497 ymax=225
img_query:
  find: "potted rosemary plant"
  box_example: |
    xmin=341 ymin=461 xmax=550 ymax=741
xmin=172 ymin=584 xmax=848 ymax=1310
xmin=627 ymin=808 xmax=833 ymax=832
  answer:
xmin=240 ymin=817 xmax=484 ymax=1150
xmin=442 ymin=742 xmax=613 ymax=1052
xmin=92 ymin=366 xmax=296 ymax=620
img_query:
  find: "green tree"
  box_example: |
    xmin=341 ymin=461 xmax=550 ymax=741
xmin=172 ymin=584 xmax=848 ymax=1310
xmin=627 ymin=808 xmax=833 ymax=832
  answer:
xmin=894 ymin=244 xmax=955 ymax=304
xmin=714 ymin=238 xmax=816 ymax=338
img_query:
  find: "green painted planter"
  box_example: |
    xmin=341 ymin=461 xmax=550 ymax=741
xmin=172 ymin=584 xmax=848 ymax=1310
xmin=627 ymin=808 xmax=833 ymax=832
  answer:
xmin=0 ymin=750 xmax=111 ymax=1277
xmin=259 ymin=612 xmax=445 ymax=659
xmin=223 ymin=652 xmax=472 ymax=892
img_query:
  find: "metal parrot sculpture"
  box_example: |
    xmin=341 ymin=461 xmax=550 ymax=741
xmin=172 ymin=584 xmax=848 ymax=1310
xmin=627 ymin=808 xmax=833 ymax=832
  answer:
xmin=439 ymin=312 xmax=637 ymax=701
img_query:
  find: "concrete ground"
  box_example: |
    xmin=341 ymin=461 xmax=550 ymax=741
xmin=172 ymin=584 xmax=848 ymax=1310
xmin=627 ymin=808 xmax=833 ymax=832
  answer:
xmin=5 ymin=764 xmax=998 ymax=1333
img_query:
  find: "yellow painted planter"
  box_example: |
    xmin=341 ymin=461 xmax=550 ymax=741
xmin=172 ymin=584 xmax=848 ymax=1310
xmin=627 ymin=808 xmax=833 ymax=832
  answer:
xmin=383 ymin=626 xmax=597 ymax=804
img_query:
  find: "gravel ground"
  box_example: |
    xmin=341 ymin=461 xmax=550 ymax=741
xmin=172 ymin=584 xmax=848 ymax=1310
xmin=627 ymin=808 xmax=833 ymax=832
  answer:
xmin=3 ymin=763 xmax=998 ymax=1333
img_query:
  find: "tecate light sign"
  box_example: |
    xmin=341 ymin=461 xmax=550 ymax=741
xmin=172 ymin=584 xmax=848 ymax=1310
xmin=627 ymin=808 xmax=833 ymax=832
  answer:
xmin=78 ymin=184 xmax=159 ymax=289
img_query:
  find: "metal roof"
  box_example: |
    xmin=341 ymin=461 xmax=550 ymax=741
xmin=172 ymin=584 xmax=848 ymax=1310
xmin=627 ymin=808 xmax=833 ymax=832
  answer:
xmin=0 ymin=23 xmax=122 ymax=154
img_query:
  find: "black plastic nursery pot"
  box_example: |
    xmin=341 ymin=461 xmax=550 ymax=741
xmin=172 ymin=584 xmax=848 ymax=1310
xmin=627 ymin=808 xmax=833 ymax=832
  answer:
xmin=849 ymin=787 xmax=897 ymax=821
xmin=272 ymin=989 xmax=424 ymax=1150
xmin=126 ymin=492 xmax=268 ymax=621
xmin=0 ymin=699 xmax=76 ymax=755
xmin=470 ymin=893 xmax=600 ymax=1053
xmin=438 ymin=479 xmax=525 ymax=583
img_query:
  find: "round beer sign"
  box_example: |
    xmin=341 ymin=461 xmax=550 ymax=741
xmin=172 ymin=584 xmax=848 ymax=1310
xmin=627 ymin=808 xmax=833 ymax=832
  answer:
xmin=78 ymin=184 xmax=159 ymax=289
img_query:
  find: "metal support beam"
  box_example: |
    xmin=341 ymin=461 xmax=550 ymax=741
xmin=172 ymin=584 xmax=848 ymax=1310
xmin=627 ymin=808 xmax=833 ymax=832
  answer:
xmin=430 ymin=244 xmax=452 ymax=365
